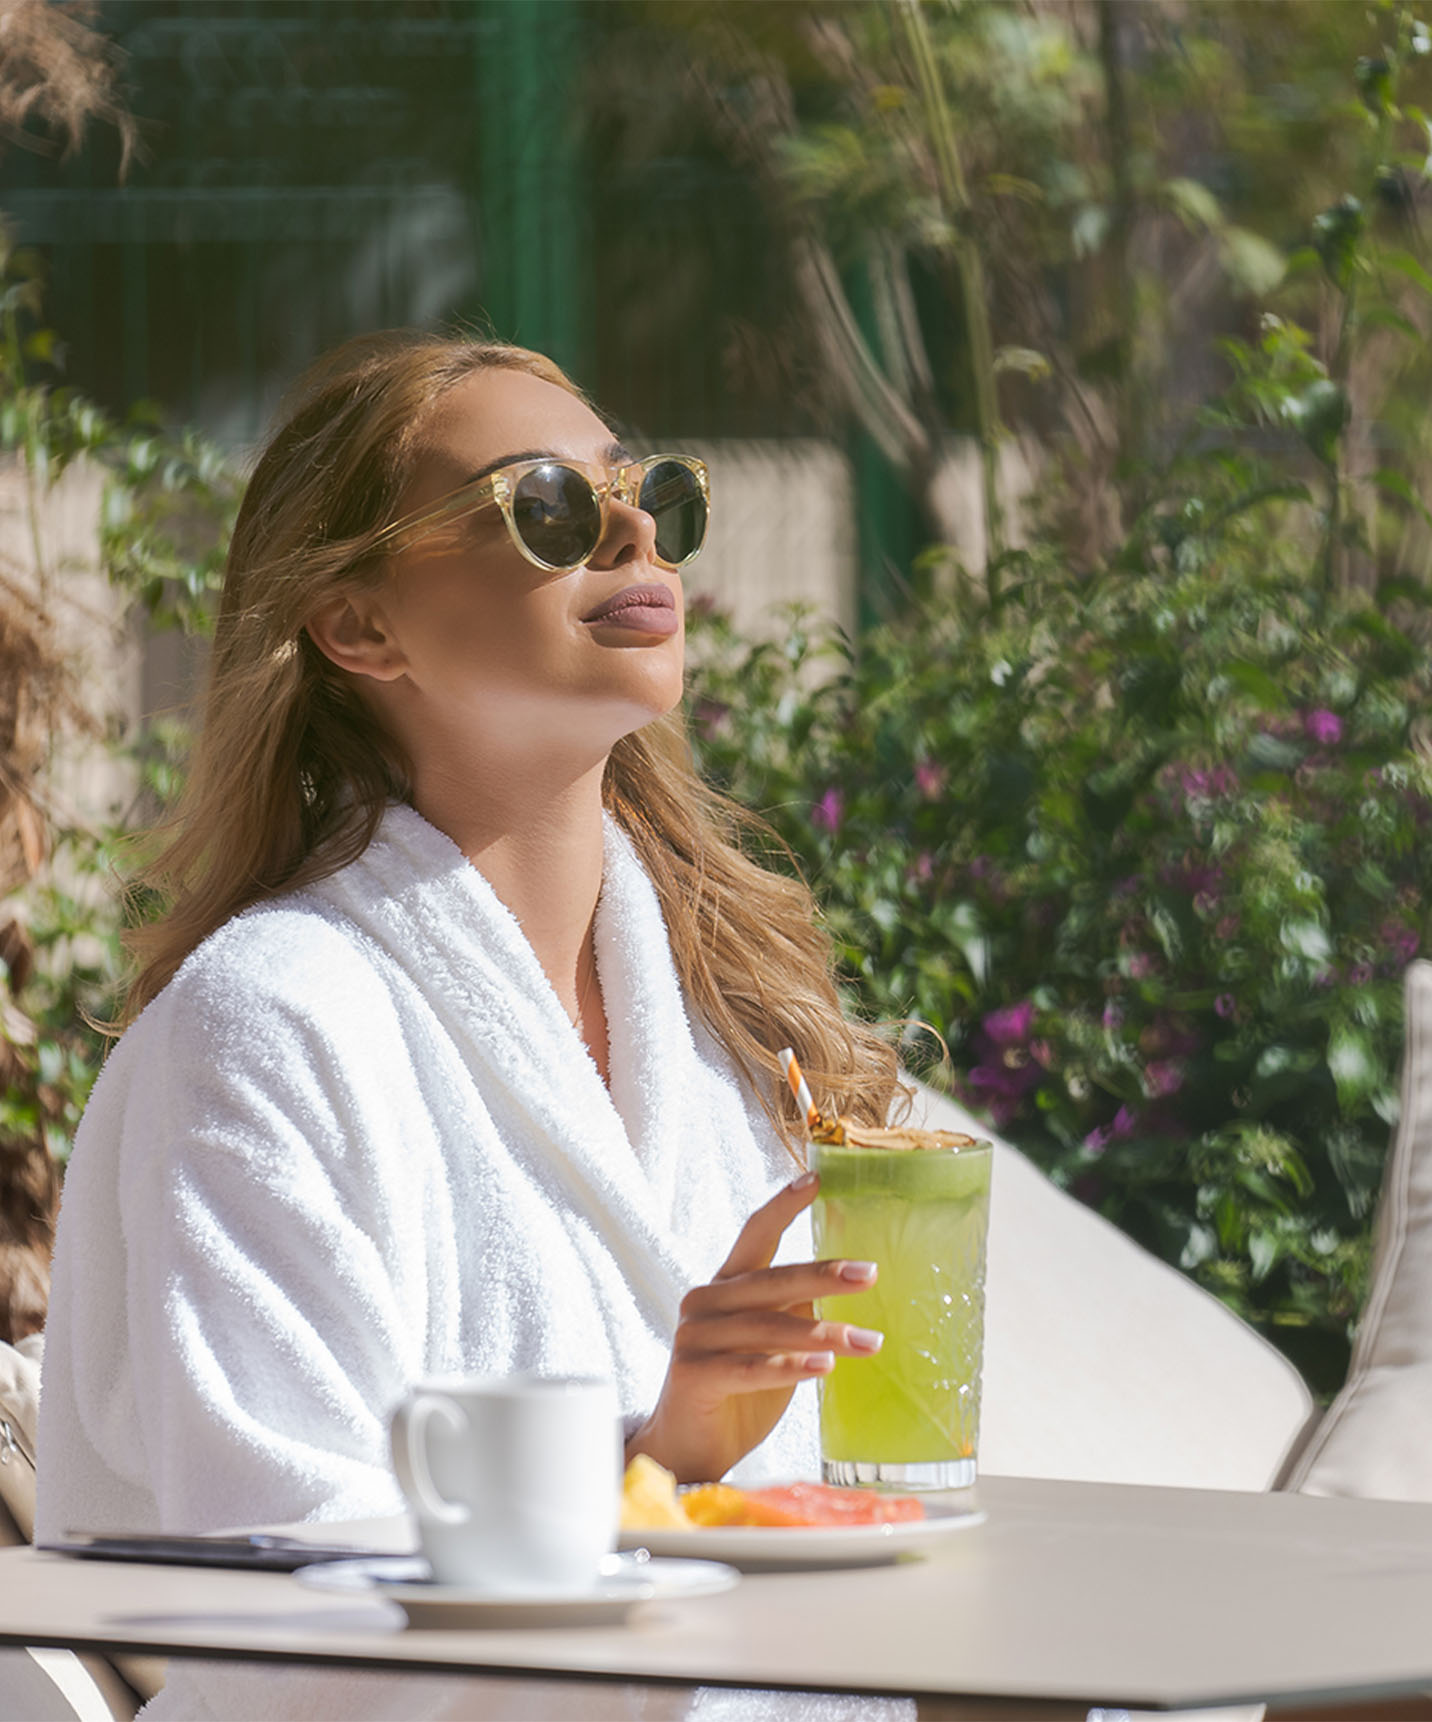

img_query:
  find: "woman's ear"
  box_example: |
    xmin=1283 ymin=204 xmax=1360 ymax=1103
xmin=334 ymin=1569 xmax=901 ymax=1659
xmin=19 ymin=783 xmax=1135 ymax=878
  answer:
xmin=305 ymin=594 xmax=408 ymax=682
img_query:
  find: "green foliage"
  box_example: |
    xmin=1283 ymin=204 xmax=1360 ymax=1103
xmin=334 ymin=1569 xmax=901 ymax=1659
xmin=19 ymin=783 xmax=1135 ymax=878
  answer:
xmin=690 ymin=555 xmax=1431 ymax=1397
xmin=0 ymin=830 xmax=128 ymax=1165
xmin=687 ymin=5 xmax=1432 ymax=1398
xmin=0 ymin=229 xmax=239 ymax=632
xmin=0 ymin=227 xmax=235 ymax=1166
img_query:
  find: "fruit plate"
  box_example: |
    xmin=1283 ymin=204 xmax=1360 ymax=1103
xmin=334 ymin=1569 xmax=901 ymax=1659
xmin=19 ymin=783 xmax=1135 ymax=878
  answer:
xmin=618 ymin=1492 xmax=984 ymax=1571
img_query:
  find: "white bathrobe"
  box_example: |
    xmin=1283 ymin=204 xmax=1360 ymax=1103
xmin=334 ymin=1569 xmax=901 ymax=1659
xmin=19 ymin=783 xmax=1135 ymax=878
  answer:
xmin=37 ymin=805 xmax=916 ymax=1719
xmin=39 ymin=802 xmax=822 ymax=1541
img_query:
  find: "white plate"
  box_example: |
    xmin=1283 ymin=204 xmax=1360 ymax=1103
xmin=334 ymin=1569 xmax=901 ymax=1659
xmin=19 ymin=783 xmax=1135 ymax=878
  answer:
xmin=619 ymin=1493 xmax=985 ymax=1571
xmin=295 ymin=1551 xmax=739 ymax=1627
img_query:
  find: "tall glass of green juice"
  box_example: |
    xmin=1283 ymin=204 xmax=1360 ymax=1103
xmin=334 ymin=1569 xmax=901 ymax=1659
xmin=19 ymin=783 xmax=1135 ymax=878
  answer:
xmin=812 ymin=1125 xmax=992 ymax=1491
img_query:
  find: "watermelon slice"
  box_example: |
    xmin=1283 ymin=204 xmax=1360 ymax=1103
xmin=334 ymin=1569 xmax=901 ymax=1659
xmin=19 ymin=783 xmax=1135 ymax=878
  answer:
xmin=682 ymin=1480 xmax=925 ymax=1527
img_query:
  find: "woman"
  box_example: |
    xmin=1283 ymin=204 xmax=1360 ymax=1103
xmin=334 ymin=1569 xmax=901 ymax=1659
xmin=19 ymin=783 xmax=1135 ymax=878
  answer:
xmin=37 ymin=331 xmax=906 ymax=1717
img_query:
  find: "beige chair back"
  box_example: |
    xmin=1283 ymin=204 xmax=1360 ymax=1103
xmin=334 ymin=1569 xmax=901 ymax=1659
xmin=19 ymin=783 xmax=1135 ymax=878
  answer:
xmin=0 ymin=1337 xmax=162 ymax=1720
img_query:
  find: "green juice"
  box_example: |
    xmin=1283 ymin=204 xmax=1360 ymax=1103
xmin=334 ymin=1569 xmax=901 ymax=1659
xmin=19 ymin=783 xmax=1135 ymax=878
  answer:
xmin=812 ymin=1137 xmax=992 ymax=1489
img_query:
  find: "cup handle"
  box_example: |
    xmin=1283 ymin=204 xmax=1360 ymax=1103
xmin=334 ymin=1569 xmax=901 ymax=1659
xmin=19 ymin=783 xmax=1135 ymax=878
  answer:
xmin=391 ymin=1394 xmax=469 ymax=1525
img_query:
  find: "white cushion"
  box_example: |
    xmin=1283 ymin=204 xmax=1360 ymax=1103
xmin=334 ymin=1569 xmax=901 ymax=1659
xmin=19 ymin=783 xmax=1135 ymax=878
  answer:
xmin=1287 ymin=960 xmax=1432 ymax=1500
xmin=908 ymin=1082 xmax=1315 ymax=1489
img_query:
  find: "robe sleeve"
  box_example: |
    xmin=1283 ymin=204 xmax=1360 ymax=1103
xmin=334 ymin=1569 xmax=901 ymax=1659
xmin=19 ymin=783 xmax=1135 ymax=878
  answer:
xmin=54 ymin=920 xmax=437 ymax=1535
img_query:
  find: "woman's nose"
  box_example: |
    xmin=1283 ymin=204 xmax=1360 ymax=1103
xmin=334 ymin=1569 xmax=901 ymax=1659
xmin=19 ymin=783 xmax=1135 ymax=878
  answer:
xmin=587 ymin=493 xmax=658 ymax=569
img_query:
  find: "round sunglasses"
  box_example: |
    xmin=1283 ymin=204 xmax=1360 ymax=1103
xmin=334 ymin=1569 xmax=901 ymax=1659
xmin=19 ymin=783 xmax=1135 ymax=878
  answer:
xmin=373 ymin=453 xmax=710 ymax=574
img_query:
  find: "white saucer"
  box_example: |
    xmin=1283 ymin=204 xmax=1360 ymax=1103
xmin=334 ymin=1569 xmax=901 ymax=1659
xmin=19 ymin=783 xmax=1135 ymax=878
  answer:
xmin=619 ymin=1492 xmax=985 ymax=1571
xmin=295 ymin=1551 xmax=740 ymax=1627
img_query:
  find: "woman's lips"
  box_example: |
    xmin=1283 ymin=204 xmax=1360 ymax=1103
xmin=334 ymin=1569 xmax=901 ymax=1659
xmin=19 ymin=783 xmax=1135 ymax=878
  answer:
xmin=581 ymin=583 xmax=679 ymax=636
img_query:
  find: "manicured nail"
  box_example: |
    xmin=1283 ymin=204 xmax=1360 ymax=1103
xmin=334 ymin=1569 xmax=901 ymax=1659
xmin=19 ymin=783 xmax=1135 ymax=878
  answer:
xmin=788 ymin=1171 xmax=818 ymax=1193
xmin=837 ymin=1260 xmax=877 ymax=1283
xmin=804 ymin=1351 xmax=836 ymax=1373
xmin=847 ymin=1326 xmax=884 ymax=1354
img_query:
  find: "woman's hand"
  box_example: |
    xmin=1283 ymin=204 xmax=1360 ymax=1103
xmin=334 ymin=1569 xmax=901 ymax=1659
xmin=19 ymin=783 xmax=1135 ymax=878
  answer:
xmin=624 ymin=1171 xmax=882 ymax=1484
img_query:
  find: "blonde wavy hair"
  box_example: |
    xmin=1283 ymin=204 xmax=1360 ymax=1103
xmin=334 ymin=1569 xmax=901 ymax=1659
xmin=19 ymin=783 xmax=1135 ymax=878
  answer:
xmin=124 ymin=329 xmax=901 ymax=1149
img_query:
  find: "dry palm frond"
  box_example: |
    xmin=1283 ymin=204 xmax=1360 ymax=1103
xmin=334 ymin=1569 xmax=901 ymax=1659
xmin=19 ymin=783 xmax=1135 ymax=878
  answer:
xmin=0 ymin=583 xmax=59 ymax=899
xmin=0 ymin=0 xmax=137 ymax=169
xmin=0 ymin=1147 xmax=55 ymax=1343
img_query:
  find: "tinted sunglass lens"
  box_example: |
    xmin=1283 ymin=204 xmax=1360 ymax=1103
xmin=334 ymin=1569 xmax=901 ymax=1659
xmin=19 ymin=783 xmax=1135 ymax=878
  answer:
xmin=641 ymin=461 xmax=707 ymax=566
xmin=510 ymin=464 xmax=602 ymax=569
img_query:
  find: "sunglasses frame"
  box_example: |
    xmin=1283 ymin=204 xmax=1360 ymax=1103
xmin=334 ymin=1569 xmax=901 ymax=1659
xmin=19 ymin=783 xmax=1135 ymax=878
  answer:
xmin=371 ymin=453 xmax=710 ymax=574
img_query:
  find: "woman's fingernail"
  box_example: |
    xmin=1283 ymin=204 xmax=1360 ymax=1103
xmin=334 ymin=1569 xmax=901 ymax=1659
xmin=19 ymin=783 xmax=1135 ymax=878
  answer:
xmin=788 ymin=1171 xmax=818 ymax=1193
xmin=837 ymin=1260 xmax=877 ymax=1283
xmin=847 ymin=1326 xmax=884 ymax=1354
xmin=804 ymin=1350 xmax=836 ymax=1372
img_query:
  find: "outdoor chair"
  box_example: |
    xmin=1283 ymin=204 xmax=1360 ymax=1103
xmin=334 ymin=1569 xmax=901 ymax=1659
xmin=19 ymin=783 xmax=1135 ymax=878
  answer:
xmin=1279 ymin=958 xmax=1432 ymax=1499
xmin=0 ymin=1336 xmax=161 ymax=1722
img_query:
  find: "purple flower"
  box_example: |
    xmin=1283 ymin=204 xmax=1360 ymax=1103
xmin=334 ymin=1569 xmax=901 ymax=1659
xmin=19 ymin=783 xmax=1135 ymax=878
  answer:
xmin=1144 ymin=1060 xmax=1185 ymax=1099
xmin=965 ymin=1000 xmax=1041 ymax=1126
xmin=914 ymin=760 xmax=947 ymax=800
xmin=1349 ymin=961 xmax=1374 ymax=987
xmin=907 ymin=850 xmax=935 ymax=885
xmin=1173 ymin=763 xmax=1239 ymax=804
xmin=1140 ymin=1014 xmax=1200 ymax=1058
xmin=1304 ymin=709 xmax=1344 ymax=747
xmin=1125 ymin=952 xmax=1155 ymax=980
xmin=1381 ymin=922 xmax=1420 ymax=967
xmin=984 ymin=1000 xmax=1035 ymax=1045
xmin=1087 ymin=1105 xmax=1140 ymax=1154
xmin=1161 ymin=857 xmax=1223 ymax=898
xmin=1215 ymin=993 xmax=1237 ymax=1019
xmin=965 ymin=1061 xmax=1038 ymax=1128
xmin=692 ymin=697 xmax=729 ymax=738
xmin=811 ymin=788 xmax=844 ymax=834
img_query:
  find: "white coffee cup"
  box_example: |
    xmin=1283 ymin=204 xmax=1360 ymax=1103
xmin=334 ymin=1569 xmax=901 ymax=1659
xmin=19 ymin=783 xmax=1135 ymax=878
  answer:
xmin=389 ymin=1373 xmax=621 ymax=1593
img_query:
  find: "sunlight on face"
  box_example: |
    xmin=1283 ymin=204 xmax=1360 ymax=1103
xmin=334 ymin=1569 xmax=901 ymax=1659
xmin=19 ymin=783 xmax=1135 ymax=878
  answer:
xmin=371 ymin=367 xmax=688 ymax=781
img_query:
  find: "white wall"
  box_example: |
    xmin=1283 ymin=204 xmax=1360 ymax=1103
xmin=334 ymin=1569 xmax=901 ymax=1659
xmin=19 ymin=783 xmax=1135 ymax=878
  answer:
xmin=676 ymin=439 xmax=858 ymax=639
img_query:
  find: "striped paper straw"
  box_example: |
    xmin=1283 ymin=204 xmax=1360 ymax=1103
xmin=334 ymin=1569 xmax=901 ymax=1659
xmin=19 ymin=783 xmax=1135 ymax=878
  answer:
xmin=777 ymin=1046 xmax=821 ymax=1133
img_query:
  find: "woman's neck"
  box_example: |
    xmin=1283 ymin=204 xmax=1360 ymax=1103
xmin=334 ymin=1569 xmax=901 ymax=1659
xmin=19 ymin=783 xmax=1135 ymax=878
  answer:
xmin=408 ymin=756 xmax=611 ymax=1081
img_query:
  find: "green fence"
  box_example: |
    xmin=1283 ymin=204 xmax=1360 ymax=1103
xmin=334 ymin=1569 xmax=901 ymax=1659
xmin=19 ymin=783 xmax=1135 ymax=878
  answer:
xmin=2 ymin=0 xmax=920 ymax=585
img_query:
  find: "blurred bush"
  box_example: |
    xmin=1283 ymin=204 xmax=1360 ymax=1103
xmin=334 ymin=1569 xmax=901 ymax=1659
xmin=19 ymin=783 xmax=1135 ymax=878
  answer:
xmin=0 ymin=226 xmax=237 ymax=1180
xmin=686 ymin=1 xmax=1432 ymax=1394
xmin=690 ymin=556 xmax=1432 ymax=1397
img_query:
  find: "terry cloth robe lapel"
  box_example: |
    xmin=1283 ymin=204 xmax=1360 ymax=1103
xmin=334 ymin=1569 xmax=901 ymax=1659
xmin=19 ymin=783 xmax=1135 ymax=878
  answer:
xmin=306 ymin=803 xmax=756 ymax=1333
